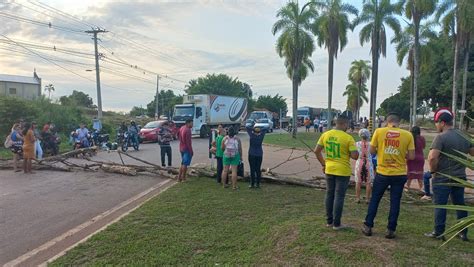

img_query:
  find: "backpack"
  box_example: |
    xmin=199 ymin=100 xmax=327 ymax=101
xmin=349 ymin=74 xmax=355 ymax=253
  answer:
xmin=4 ymin=133 xmax=13 ymax=148
xmin=224 ymin=137 xmax=238 ymax=158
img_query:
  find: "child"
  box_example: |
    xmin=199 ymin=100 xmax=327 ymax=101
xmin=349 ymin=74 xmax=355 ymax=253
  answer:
xmin=354 ymin=129 xmax=374 ymax=203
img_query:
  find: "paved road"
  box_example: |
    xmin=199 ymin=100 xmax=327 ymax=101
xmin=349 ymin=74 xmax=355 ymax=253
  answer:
xmin=0 ymin=170 xmax=167 ymax=264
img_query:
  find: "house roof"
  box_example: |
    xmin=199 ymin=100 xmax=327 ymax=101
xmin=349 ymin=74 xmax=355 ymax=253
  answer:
xmin=0 ymin=74 xmax=40 ymax=85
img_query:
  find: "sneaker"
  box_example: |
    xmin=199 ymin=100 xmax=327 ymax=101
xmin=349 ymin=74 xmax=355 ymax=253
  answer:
xmin=420 ymin=195 xmax=432 ymax=201
xmin=424 ymin=232 xmax=446 ymax=241
xmin=385 ymin=230 xmax=396 ymax=239
xmin=326 ymin=223 xmax=333 ymax=227
xmin=458 ymin=233 xmax=469 ymax=242
xmin=333 ymin=225 xmax=349 ymax=231
xmin=362 ymin=223 xmax=372 ymax=236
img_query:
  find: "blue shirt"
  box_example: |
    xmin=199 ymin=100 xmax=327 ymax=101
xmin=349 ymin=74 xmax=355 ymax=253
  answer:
xmin=246 ymin=127 xmax=266 ymax=157
xmin=76 ymin=128 xmax=89 ymax=141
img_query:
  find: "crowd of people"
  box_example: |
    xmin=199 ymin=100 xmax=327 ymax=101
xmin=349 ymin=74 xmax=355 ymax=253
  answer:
xmin=314 ymin=109 xmax=473 ymax=241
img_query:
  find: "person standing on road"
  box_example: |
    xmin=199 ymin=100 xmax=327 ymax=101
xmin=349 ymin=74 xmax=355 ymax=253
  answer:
xmin=313 ymin=117 xmax=320 ymax=133
xmin=304 ymin=117 xmax=311 ymax=132
xmin=22 ymin=122 xmax=36 ymax=174
xmin=212 ymin=124 xmax=226 ymax=184
xmin=178 ymin=119 xmax=193 ymax=182
xmin=221 ymin=127 xmax=242 ymax=190
xmin=246 ymin=126 xmax=267 ymax=188
xmin=362 ymin=113 xmax=415 ymax=239
xmin=32 ymin=122 xmax=43 ymax=160
xmin=354 ymin=129 xmax=374 ymax=204
xmin=425 ymin=109 xmax=473 ymax=241
xmin=157 ymin=122 xmax=173 ymax=167
xmin=406 ymin=126 xmax=425 ymax=191
xmin=315 ymin=116 xmax=359 ymax=230
xmin=9 ymin=123 xmax=23 ymax=172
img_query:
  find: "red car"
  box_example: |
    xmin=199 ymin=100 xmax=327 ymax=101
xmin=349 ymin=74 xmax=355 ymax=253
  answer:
xmin=139 ymin=120 xmax=178 ymax=142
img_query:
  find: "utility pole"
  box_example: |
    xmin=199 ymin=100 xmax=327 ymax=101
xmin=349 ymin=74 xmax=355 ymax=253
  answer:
xmin=85 ymin=28 xmax=107 ymax=119
xmin=155 ymin=75 xmax=160 ymax=120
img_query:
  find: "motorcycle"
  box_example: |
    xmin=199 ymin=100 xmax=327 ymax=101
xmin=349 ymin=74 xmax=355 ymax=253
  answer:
xmin=92 ymin=130 xmax=110 ymax=150
xmin=121 ymin=131 xmax=139 ymax=152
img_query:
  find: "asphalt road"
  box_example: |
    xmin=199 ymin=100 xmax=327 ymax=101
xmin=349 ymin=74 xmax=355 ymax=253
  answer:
xmin=0 ymin=170 xmax=167 ymax=264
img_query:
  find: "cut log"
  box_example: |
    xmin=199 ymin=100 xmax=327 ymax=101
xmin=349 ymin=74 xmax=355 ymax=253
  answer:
xmin=101 ymin=164 xmax=137 ymax=176
xmin=39 ymin=147 xmax=98 ymax=162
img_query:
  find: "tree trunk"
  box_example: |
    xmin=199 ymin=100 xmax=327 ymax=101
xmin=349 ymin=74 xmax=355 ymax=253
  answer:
xmin=357 ymin=78 xmax=361 ymax=123
xmin=460 ymin=36 xmax=470 ymax=129
xmin=292 ymin=71 xmax=299 ymax=138
xmin=409 ymin=63 xmax=414 ymax=128
xmin=452 ymin=33 xmax=460 ymax=127
xmin=413 ymin=17 xmax=420 ymax=129
xmin=327 ymin=53 xmax=334 ymax=129
xmin=369 ymin=33 xmax=379 ymax=133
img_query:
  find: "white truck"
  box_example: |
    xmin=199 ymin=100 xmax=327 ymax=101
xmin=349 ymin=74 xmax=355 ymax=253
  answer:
xmin=172 ymin=95 xmax=248 ymax=137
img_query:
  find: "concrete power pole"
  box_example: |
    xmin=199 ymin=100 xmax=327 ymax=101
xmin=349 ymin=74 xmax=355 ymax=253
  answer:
xmin=155 ymin=75 xmax=160 ymax=120
xmin=85 ymin=28 xmax=107 ymax=119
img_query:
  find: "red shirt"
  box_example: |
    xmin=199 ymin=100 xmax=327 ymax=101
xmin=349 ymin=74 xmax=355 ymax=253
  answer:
xmin=178 ymin=125 xmax=193 ymax=154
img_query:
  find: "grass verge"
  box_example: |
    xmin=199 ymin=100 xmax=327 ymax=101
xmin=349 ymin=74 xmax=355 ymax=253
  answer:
xmin=51 ymin=177 xmax=473 ymax=266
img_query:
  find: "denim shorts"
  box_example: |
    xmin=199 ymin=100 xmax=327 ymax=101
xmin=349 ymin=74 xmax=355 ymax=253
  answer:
xmin=181 ymin=151 xmax=192 ymax=166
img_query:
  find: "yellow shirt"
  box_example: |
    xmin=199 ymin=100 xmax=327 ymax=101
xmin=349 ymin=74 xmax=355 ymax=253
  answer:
xmin=317 ymin=129 xmax=357 ymax=176
xmin=370 ymin=126 xmax=415 ymax=176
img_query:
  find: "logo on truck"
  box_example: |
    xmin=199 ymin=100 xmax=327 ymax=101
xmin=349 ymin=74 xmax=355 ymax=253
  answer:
xmin=214 ymin=104 xmax=225 ymax=112
xmin=229 ymin=99 xmax=247 ymax=121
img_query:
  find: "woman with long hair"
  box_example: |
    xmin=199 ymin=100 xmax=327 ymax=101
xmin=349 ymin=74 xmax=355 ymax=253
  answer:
xmin=354 ymin=129 xmax=374 ymax=203
xmin=10 ymin=123 xmax=24 ymax=172
xmin=22 ymin=122 xmax=36 ymax=173
xmin=406 ymin=126 xmax=425 ymax=190
xmin=221 ymin=127 xmax=242 ymax=190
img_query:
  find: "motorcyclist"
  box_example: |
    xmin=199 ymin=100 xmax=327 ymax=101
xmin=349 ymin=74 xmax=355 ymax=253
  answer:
xmin=75 ymin=122 xmax=90 ymax=147
xmin=128 ymin=120 xmax=140 ymax=147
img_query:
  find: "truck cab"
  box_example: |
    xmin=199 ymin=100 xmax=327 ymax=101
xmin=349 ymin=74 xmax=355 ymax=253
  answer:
xmin=173 ymin=103 xmax=208 ymax=137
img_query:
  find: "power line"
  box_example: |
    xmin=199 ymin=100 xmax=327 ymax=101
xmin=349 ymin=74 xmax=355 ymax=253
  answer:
xmin=29 ymin=0 xmax=96 ymax=29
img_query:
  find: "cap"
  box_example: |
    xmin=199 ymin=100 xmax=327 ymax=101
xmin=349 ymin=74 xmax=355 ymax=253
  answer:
xmin=434 ymin=108 xmax=453 ymax=123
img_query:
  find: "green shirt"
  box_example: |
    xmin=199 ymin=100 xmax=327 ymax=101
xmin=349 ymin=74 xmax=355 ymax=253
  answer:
xmin=216 ymin=135 xmax=224 ymax=157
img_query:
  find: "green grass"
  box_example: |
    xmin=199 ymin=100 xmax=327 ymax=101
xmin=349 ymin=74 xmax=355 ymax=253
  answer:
xmin=265 ymin=132 xmax=434 ymax=158
xmin=51 ymin=178 xmax=474 ymax=266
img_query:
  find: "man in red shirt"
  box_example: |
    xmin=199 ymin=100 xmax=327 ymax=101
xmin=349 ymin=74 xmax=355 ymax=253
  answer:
xmin=178 ymin=119 xmax=193 ymax=182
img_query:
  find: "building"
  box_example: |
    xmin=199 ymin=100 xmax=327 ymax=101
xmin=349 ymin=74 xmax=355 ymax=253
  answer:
xmin=0 ymin=71 xmax=42 ymax=100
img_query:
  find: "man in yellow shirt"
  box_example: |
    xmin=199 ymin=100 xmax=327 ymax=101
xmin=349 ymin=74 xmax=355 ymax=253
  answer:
xmin=362 ymin=113 xmax=415 ymax=239
xmin=315 ymin=116 xmax=359 ymax=230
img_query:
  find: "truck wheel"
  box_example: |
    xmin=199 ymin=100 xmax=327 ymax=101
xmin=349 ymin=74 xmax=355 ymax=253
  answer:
xmin=199 ymin=126 xmax=209 ymax=138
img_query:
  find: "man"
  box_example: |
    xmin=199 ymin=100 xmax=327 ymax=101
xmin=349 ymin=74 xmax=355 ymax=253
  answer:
xmin=213 ymin=124 xmax=226 ymax=184
xmin=158 ymin=122 xmax=173 ymax=167
xmin=313 ymin=117 xmax=320 ymax=133
xmin=75 ymin=123 xmax=90 ymax=147
xmin=425 ymin=109 xmax=474 ymax=241
xmin=362 ymin=112 xmax=415 ymax=239
xmin=128 ymin=120 xmax=140 ymax=149
xmin=315 ymin=116 xmax=359 ymax=230
xmin=178 ymin=119 xmax=193 ymax=182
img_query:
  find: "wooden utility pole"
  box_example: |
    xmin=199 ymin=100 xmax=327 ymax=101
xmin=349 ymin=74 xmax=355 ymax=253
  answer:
xmin=85 ymin=28 xmax=107 ymax=119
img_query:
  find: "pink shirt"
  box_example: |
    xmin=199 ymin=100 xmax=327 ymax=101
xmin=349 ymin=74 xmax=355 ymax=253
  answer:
xmin=178 ymin=125 xmax=193 ymax=154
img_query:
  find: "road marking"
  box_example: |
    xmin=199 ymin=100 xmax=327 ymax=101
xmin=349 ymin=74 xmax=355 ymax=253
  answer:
xmin=4 ymin=179 xmax=176 ymax=267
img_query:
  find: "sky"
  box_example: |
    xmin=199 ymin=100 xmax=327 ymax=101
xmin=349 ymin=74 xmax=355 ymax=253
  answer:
xmin=0 ymin=0 xmax=409 ymax=117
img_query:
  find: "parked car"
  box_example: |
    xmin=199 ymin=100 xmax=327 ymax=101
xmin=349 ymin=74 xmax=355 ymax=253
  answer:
xmin=245 ymin=119 xmax=255 ymax=128
xmin=139 ymin=120 xmax=167 ymax=142
xmin=254 ymin=118 xmax=273 ymax=132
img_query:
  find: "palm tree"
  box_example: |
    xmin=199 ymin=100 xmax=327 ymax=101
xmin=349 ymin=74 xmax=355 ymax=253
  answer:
xmin=311 ymin=0 xmax=358 ymax=129
xmin=392 ymin=22 xmax=437 ymax=127
xmin=403 ymin=0 xmax=438 ymax=128
xmin=272 ymin=1 xmax=316 ymax=137
xmin=348 ymin=59 xmax=371 ymax=122
xmin=44 ymin=84 xmax=55 ymax=100
xmin=436 ymin=0 xmax=474 ymax=128
xmin=343 ymin=82 xmax=369 ymax=119
xmin=355 ymin=0 xmax=402 ymax=131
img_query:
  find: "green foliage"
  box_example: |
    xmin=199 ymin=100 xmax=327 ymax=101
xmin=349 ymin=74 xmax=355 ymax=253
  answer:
xmin=129 ymin=106 xmax=147 ymax=117
xmin=146 ymin=90 xmax=183 ymax=118
xmin=184 ymin=74 xmax=252 ymax=98
xmin=377 ymin=78 xmax=411 ymax=120
xmin=59 ymin=90 xmax=95 ymax=108
xmin=254 ymin=94 xmax=288 ymax=114
xmin=0 ymin=95 xmax=38 ymax=137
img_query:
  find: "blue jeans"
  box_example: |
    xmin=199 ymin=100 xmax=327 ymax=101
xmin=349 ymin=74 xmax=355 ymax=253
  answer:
xmin=325 ymin=175 xmax=350 ymax=227
xmin=432 ymin=178 xmax=468 ymax=235
xmin=423 ymin=172 xmax=432 ymax=196
xmin=365 ymin=174 xmax=407 ymax=231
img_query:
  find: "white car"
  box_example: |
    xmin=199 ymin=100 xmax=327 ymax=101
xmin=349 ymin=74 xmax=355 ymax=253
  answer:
xmin=254 ymin=118 xmax=273 ymax=132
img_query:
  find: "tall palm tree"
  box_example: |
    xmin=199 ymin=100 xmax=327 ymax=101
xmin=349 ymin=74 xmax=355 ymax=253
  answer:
xmin=348 ymin=59 xmax=371 ymax=122
xmin=44 ymin=84 xmax=55 ymax=100
xmin=403 ymin=0 xmax=437 ymax=128
xmin=311 ymin=0 xmax=358 ymax=129
xmin=392 ymin=22 xmax=437 ymax=127
xmin=343 ymin=82 xmax=369 ymax=119
xmin=436 ymin=0 xmax=474 ymax=128
xmin=355 ymin=0 xmax=402 ymax=131
xmin=273 ymin=1 xmax=316 ymax=137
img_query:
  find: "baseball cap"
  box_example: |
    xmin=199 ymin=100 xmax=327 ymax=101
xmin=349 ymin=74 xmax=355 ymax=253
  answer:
xmin=434 ymin=108 xmax=453 ymax=123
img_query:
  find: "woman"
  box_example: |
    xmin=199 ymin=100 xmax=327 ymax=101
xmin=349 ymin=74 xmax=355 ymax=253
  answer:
xmin=406 ymin=126 xmax=425 ymax=190
xmin=10 ymin=123 xmax=24 ymax=172
xmin=22 ymin=122 xmax=36 ymax=174
xmin=354 ymin=129 xmax=374 ymax=203
xmin=32 ymin=122 xmax=43 ymax=160
xmin=212 ymin=125 xmax=226 ymax=184
xmin=246 ymin=126 xmax=266 ymax=188
xmin=221 ymin=127 xmax=242 ymax=190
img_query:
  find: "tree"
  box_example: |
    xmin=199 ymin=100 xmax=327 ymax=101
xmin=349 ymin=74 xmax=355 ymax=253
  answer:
xmin=348 ymin=59 xmax=371 ymax=121
xmin=343 ymin=83 xmax=368 ymax=119
xmin=273 ymin=1 xmax=316 ymax=137
xmin=378 ymin=77 xmax=411 ymax=120
xmin=129 ymin=106 xmax=147 ymax=117
xmin=146 ymin=90 xmax=183 ymax=118
xmin=402 ymin=0 xmax=438 ymax=128
xmin=59 ymin=90 xmax=94 ymax=108
xmin=44 ymin=84 xmax=55 ymax=100
xmin=392 ymin=21 xmax=437 ymax=127
xmin=254 ymin=94 xmax=288 ymax=114
xmin=311 ymin=0 xmax=358 ymax=129
xmin=355 ymin=0 xmax=402 ymax=131
xmin=185 ymin=73 xmax=252 ymax=98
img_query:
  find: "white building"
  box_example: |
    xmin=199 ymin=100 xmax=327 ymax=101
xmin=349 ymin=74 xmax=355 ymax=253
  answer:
xmin=0 ymin=71 xmax=42 ymax=100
